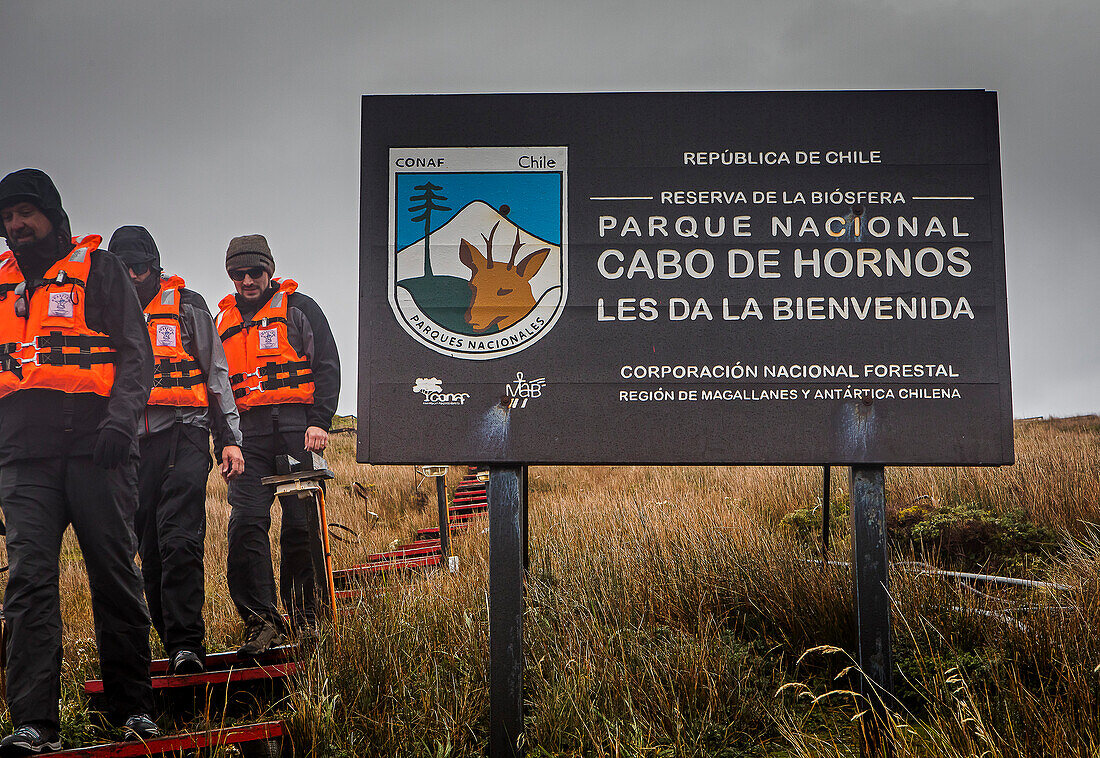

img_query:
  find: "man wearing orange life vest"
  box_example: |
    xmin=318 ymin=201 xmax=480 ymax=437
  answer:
xmin=108 ymin=225 xmax=245 ymax=677
xmin=0 ymin=169 xmax=158 ymax=755
xmin=217 ymin=234 xmax=340 ymax=656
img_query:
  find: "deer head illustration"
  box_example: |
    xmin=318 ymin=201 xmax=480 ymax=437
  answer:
xmin=459 ymin=221 xmax=551 ymax=333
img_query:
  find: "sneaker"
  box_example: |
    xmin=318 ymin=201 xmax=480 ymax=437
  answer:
xmin=237 ymin=619 xmax=284 ymax=657
xmin=169 ymin=649 xmax=204 ymax=676
xmin=122 ymin=714 xmax=159 ymax=742
xmin=0 ymin=723 xmax=61 ymax=755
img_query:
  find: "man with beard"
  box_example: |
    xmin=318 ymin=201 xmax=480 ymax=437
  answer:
xmin=0 ymin=169 xmax=158 ymax=755
xmin=108 ymin=225 xmax=245 ymax=676
xmin=216 ymin=234 xmax=340 ymax=656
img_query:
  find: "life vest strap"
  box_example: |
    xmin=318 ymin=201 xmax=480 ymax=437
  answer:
xmin=154 ymin=356 xmax=201 ymax=372
xmin=218 ymin=315 xmax=289 ymax=342
xmin=153 ymin=359 xmax=204 ymax=388
xmin=231 ymin=359 xmax=313 ymax=398
xmin=26 ymin=274 xmax=87 ymax=292
xmin=34 ymin=351 xmax=116 ymax=367
xmin=0 ymin=354 xmax=23 ymax=379
xmin=152 ymin=356 xmax=203 ymax=382
xmin=0 ymin=342 xmax=23 ymax=377
xmin=257 ymin=359 xmax=312 ymax=378
xmin=259 ymin=371 xmax=315 ymax=391
xmin=0 ymin=333 xmax=116 ymax=371
xmin=153 ymin=373 xmax=206 ymax=389
xmin=231 ymin=360 xmax=312 ymax=384
xmin=35 ymin=332 xmax=113 ymax=350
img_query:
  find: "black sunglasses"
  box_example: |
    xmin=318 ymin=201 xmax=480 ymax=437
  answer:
xmin=229 ymin=267 xmax=268 ymax=281
xmin=129 ymin=262 xmax=150 ymax=276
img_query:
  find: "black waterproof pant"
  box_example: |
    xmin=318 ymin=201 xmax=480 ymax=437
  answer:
xmin=226 ymin=431 xmax=327 ymax=631
xmin=135 ymin=425 xmax=211 ymax=661
xmin=0 ymin=455 xmax=153 ymax=728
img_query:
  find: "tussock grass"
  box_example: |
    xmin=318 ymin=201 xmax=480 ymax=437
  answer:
xmin=1 ymin=416 xmax=1098 ymax=755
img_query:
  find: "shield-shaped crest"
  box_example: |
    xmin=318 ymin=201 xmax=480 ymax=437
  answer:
xmin=389 ymin=147 xmax=568 ymax=359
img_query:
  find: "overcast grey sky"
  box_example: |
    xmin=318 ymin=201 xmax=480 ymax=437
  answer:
xmin=1 ymin=0 xmax=1096 ymax=419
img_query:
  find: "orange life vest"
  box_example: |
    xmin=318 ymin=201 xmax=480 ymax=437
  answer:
xmin=0 ymin=235 xmax=116 ymax=399
xmin=216 ymin=278 xmax=314 ymax=409
xmin=145 ymin=274 xmax=208 ymax=407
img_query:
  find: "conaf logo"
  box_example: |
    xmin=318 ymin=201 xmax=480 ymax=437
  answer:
xmin=413 ymin=377 xmax=469 ymax=406
xmin=389 ymin=146 xmax=568 ymax=360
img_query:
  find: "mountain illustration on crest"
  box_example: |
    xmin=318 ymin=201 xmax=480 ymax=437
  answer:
xmin=395 ymin=200 xmax=562 ymax=336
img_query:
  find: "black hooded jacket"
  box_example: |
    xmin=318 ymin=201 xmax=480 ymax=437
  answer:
xmin=107 ymin=224 xmax=162 ymax=305
xmin=0 ymin=169 xmax=154 ymax=464
xmin=108 ymin=225 xmax=243 ymax=453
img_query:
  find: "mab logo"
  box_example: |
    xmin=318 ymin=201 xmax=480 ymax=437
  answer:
xmin=504 ymin=371 xmax=545 ymax=409
xmin=413 ymin=377 xmax=470 ymax=406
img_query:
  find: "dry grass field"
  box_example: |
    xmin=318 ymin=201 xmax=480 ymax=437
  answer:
xmin=2 ymin=415 xmax=1099 ymax=756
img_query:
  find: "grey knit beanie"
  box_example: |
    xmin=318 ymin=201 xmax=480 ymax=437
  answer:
xmin=226 ymin=234 xmax=275 ymax=275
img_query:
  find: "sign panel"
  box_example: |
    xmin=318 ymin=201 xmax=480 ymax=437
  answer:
xmin=359 ymin=91 xmax=1013 ymax=465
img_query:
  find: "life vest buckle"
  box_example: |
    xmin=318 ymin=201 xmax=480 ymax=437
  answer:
xmin=16 ymin=342 xmax=37 ymax=364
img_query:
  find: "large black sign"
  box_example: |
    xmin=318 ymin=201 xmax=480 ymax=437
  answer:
xmin=359 ymin=91 xmax=1012 ymax=465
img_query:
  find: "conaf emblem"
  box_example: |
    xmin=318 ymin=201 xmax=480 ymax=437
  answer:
xmin=389 ymin=147 xmax=568 ymax=360
xmin=413 ymin=377 xmax=444 ymax=394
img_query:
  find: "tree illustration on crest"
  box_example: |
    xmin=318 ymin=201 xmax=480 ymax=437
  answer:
xmin=408 ymin=182 xmax=450 ymax=277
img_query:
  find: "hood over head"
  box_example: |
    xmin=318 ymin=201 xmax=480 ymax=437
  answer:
xmin=109 ymin=225 xmax=162 ymax=271
xmin=0 ymin=168 xmax=72 ymax=244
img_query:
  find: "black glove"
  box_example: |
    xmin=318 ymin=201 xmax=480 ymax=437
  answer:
xmin=92 ymin=428 xmax=131 ymax=470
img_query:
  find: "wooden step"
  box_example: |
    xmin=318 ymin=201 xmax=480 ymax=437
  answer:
xmin=451 ymin=502 xmax=488 ymax=511
xmin=85 ymin=661 xmax=299 ymax=696
xmin=453 ymin=485 xmax=487 ymax=495
xmin=448 ymin=511 xmax=485 ymax=523
xmin=335 ymin=553 xmax=442 ymax=581
xmin=363 ymin=543 xmax=442 ymax=563
xmin=149 ymin=645 xmax=296 ymax=676
xmin=52 ymin=720 xmax=283 ymax=756
xmin=416 ymin=521 xmax=472 ymax=541
xmin=451 ymin=498 xmax=488 ymax=508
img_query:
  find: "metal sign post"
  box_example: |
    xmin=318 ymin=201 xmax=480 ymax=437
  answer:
xmin=489 ymin=466 xmax=525 ymax=758
xmin=850 ymin=464 xmax=893 ymax=743
xmin=521 ymin=465 xmax=529 ymax=573
xmin=418 ymin=465 xmax=452 ymax=562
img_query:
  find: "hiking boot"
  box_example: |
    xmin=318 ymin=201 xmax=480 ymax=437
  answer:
xmin=237 ymin=619 xmax=284 ymax=657
xmin=294 ymin=622 xmax=321 ymax=652
xmin=169 ymin=649 xmax=204 ymax=676
xmin=122 ymin=714 xmax=159 ymax=742
xmin=0 ymin=723 xmax=61 ymax=755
